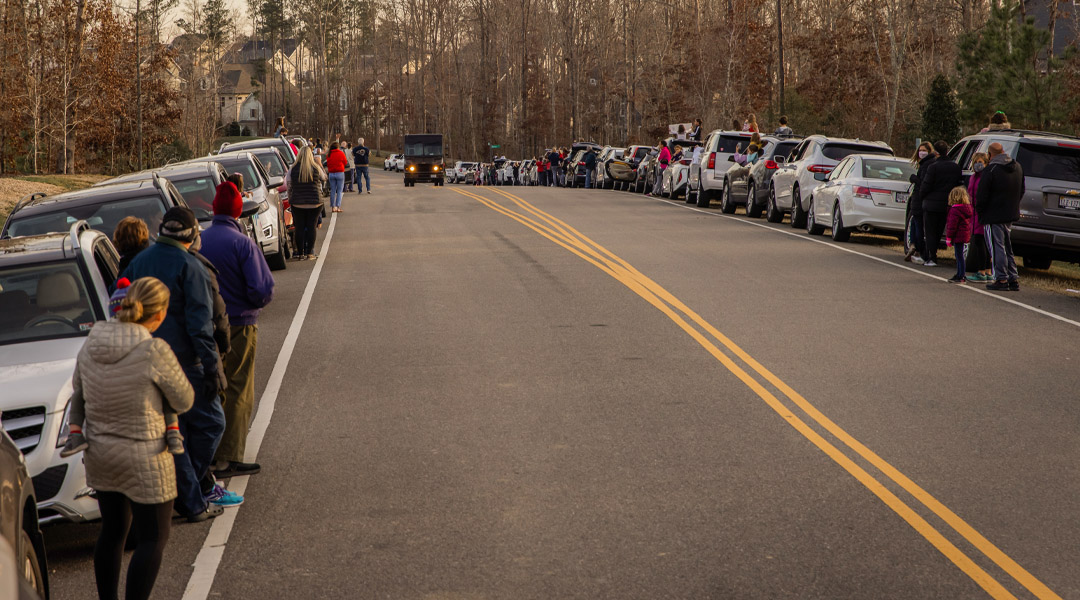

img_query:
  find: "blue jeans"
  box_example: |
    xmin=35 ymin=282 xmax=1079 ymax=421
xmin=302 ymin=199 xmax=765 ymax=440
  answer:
xmin=954 ymin=243 xmax=965 ymax=279
xmin=328 ymin=172 xmax=345 ymax=208
xmin=173 ymin=378 xmax=225 ymax=517
xmin=355 ymin=166 xmax=370 ymax=192
xmin=584 ymin=168 xmax=593 ymax=189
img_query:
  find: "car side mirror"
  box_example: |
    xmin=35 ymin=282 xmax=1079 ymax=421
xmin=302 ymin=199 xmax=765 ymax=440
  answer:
xmin=268 ymin=176 xmax=284 ymax=188
xmin=727 ymin=155 xmax=736 ymax=162
xmin=772 ymin=155 xmax=786 ymax=164
xmin=814 ymin=172 xmax=829 ymax=182
xmin=240 ymin=200 xmax=261 ymax=218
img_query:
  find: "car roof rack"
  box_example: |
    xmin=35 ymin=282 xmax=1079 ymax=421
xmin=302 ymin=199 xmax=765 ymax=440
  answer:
xmin=68 ymin=219 xmax=92 ymax=251
xmin=12 ymin=191 xmax=49 ymax=214
xmin=990 ymin=128 xmax=1080 ymax=141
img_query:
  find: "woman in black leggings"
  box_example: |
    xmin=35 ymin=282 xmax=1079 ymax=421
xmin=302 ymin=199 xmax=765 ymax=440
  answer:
xmin=288 ymin=146 xmax=328 ymax=260
xmin=66 ymin=277 xmax=195 ymax=600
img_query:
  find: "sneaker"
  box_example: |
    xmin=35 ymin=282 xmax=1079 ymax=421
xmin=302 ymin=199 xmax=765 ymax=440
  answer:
xmin=186 ymin=502 xmax=224 ymax=523
xmin=986 ymin=280 xmax=1010 ymax=291
xmin=308 ymin=253 xmax=319 ymax=260
xmin=166 ymin=429 xmax=185 ymax=455
xmin=924 ymin=260 xmax=937 ymax=267
xmin=946 ymin=275 xmax=966 ymax=284
xmin=1009 ymin=280 xmax=1020 ymax=291
xmin=965 ymin=273 xmax=983 ymax=283
xmin=205 ymin=484 xmax=244 ymax=507
xmin=59 ymin=432 xmax=88 ymax=458
xmin=212 ymin=461 xmax=261 ymax=478
xmin=911 ymin=256 xmax=925 ymax=265
xmin=367 ymin=191 xmax=371 ymax=194
xmin=903 ymin=247 xmax=916 ymax=262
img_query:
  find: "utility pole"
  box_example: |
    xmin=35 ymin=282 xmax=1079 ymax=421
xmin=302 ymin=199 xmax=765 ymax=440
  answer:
xmin=136 ymin=0 xmax=143 ymax=170
xmin=777 ymin=0 xmax=785 ymax=116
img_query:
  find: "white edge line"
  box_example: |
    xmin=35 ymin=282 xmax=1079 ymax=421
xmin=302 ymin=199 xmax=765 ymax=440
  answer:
xmin=182 ymin=213 xmax=339 ymax=600
xmin=620 ymin=189 xmax=1080 ymax=329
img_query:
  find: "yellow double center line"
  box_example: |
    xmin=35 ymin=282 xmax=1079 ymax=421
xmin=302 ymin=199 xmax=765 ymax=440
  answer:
xmin=451 ymin=185 xmax=1060 ymax=600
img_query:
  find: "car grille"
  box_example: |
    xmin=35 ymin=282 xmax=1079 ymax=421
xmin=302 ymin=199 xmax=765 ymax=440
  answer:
xmin=1 ymin=406 xmax=47 ymax=454
xmin=31 ymin=464 xmax=67 ymax=501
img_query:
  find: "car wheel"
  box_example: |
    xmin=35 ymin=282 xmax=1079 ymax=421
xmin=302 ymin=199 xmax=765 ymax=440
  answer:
xmin=1021 ymin=255 xmax=1053 ymax=269
xmin=21 ymin=529 xmax=45 ymax=599
xmin=831 ymin=202 xmax=851 ymax=242
xmin=806 ymin=200 xmax=825 ymax=235
xmin=720 ymin=181 xmax=737 ymax=214
xmin=685 ymin=183 xmax=697 ymax=204
xmin=745 ymin=182 xmax=762 ymax=218
xmin=766 ymin=186 xmax=783 ymax=223
xmin=790 ymin=187 xmax=807 ymax=228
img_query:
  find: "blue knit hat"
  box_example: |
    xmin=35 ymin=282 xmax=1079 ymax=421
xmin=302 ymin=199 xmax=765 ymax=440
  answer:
xmin=108 ymin=278 xmax=132 ymax=317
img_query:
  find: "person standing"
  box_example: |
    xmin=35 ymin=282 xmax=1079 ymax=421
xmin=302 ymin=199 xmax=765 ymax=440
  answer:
xmin=905 ymin=141 xmax=937 ymax=264
xmin=326 ymin=142 xmax=347 ymax=213
xmin=273 ymin=117 xmax=286 ymax=137
xmin=288 ymin=146 xmax=327 ymax=260
xmin=690 ymin=118 xmax=703 ymax=142
xmin=975 ymin=142 xmax=1025 ymax=291
xmin=944 ymin=187 xmax=974 ymax=284
xmin=122 ymin=207 xmax=230 ymax=523
xmin=583 ymin=148 xmax=597 ymax=189
xmin=650 ymin=141 xmax=670 ymax=197
xmin=201 ymin=181 xmax=275 ymax=480
xmin=547 ymin=148 xmax=561 ymax=186
xmin=114 ymin=216 xmax=149 ymax=274
xmin=75 ymin=276 xmax=194 ymax=600
xmin=774 ymin=116 xmax=793 ymax=136
xmin=353 ymin=137 xmax=371 ymax=194
xmin=342 ymin=142 xmax=355 ymax=193
xmin=919 ymin=140 xmax=963 ymax=267
xmin=965 ymin=153 xmax=993 ymax=282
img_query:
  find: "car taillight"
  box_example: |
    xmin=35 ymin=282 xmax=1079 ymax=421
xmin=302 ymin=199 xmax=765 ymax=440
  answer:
xmin=706 ymin=153 xmax=716 ymax=170
xmin=808 ymin=164 xmax=833 ymax=174
xmin=854 ymin=186 xmax=873 ymax=199
xmin=765 ymin=160 xmax=778 ymax=170
xmin=680 ymin=158 xmax=691 ymax=165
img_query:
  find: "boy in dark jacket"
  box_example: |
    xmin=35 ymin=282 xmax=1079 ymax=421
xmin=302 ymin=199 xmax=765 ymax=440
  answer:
xmin=200 ymin=181 xmax=275 ymax=478
xmin=975 ymin=142 xmax=1025 ymax=290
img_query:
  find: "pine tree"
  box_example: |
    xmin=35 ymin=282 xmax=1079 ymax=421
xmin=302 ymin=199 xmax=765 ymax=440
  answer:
xmin=956 ymin=0 xmax=1070 ymax=131
xmin=921 ymin=74 xmax=961 ymax=145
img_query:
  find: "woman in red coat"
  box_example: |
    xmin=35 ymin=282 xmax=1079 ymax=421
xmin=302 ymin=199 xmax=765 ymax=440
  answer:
xmin=326 ymin=142 xmax=348 ymax=213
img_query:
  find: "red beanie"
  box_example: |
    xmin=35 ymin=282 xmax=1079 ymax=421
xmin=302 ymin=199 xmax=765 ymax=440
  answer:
xmin=213 ymin=181 xmax=243 ymax=218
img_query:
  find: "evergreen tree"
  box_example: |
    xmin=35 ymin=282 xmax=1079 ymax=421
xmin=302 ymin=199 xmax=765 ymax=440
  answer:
xmin=921 ymin=74 xmax=961 ymax=145
xmin=956 ymin=0 xmax=1070 ymax=131
xmin=201 ymin=0 xmax=234 ymax=54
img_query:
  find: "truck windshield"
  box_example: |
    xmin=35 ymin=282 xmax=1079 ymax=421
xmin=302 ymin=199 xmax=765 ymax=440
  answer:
xmin=405 ymin=143 xmax=442 ymax=157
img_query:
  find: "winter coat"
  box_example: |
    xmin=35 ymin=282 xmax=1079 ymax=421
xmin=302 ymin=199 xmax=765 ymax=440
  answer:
xmin=967 ymin=171 xmax=984 ymax=232
xmin=584 ymin=151 xmax=597 ymax=168
xmin=190 ymin=250 xmax=232 ymax=358
xmin=344 ymin=149 xmax=356 ymax=170
xmin=199 ymin=216 xmax=275 ymax=326
xmin=920 ymin=157 xmax=963 ymax=213
xmin=288 ymin=163 xmax=326 ymax=209
xmin=908 ymin=155 xmax=937 ymax=215
xmin=658 ymin=147 xmax=672 ymax=170
xmin=122 ymin=237 xmax=220 ymax=381
xmin=975 ymin=154 xmax=1025 ymax=225
xmin=76 ymin=321 xmax=194 ymax=505
xmin=326 ymin=149 xmax=347 ymax=173
xmin=352 ymin=145 xmax=370 ymax=166
xmin=945 ymin=203 xmax=974 ymax=244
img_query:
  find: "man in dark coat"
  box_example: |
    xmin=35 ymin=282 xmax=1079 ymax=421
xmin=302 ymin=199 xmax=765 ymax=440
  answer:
xmin=975 ymin=142 xmax=1025 ymax=290
xmin=919 ymin=140 xmax=964 ymax=266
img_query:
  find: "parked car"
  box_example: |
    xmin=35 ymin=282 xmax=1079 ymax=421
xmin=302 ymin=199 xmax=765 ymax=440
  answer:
xmin=2 ymin=178 xmax=186 ymax=242
xmin=519 ymin=159 xmax=538 ymax=186
xmin=933 ymin=129 xmax=1080 ymax=269
xmin=565 ymin=142 xmax=603 ymax=187
xmin=384 ymin=154 xmax=400 ymax=171
xmin=0 ymin=223 xmax=120 ymax=527
xmin=718 ymin=135 xmax=803 ymax=216
xmin=208 ymin=151 xmax=289 ymax=269
xmin=498 ymin=161 xmax=519 ymax=185
xmin=217 ymin=136 xmax=298 ymax=168
xmin=689 ymin=130 xmax=757 ymax=208
xmin=0 ymin=426 xmax=49 ymax=599
xmin=659 ymin=139 xmax=702 ymax=199
xmin=635 ymin=149 xmax=660 ymax=194
xmin=804 ymin=155 xmax=917 ymax=242
xmin=607 ymin=145 xmax=652 ymax=191
xmin=769 ymin=136 xmax=894 ymax=227
xmin=595 ymin=147 xmax=625 ymax=190
xmin=450 ymin=161 xmax=476 ymax=184
xmin=394 ymin=155 xmax=406 ymax=172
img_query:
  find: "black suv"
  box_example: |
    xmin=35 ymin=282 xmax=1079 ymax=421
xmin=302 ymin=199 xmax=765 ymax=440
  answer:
xmin=218 ymin=136 xmax=298 ymax=168
xmin=949 ymin=129 xmax=1080 ymax=268
xmin=2 ymin=178 xmax=187 ymax=242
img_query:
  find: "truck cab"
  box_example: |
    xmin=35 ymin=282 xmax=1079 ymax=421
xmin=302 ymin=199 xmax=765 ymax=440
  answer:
xmin=403 ymin=134 xmax=445 ymax=187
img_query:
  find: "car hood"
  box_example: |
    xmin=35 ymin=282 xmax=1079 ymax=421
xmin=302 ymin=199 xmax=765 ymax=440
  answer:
xmin=0 ymin=337 xmax=83 ymax=410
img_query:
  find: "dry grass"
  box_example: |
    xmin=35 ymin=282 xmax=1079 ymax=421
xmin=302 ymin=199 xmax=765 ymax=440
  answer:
xmin=0 ymin=174 xmax=110 ymax=223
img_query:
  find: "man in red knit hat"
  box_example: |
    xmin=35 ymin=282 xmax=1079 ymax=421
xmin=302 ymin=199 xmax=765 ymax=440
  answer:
xmin=201 ymin=180 xmax=276 ymax=482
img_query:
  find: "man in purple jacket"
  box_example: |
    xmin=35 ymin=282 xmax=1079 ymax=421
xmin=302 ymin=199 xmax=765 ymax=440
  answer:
xmin=200 ymin=180 xmax=275 ymax=478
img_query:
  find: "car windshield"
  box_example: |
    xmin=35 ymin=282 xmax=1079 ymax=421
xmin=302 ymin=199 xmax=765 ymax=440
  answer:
xmin=717 ymin=135 xmax=753 ymax=154
xmin=217 ymin=161 xmax=261 ymax=191
xmin=862 ymin=159 xmax=916 ymax=181
xmin=170 ymin=177 xmax=216 ymax=216
xmin=633 ymin=147 xmax=650 ymax=160
xmin=822 ymin=143 xmax=893 ymax=161
xmin=404 ymin=142 xmax=442 ymax=157
xmin=1016 ymin=143 xmax=1080 ymax=183
xmin=255 ymin=152 xmax=287 ymax=178
xmin=0 ymin=260 xmax=96 ymax=345
xmin=7 ymin=196 xmax=165 ymax=239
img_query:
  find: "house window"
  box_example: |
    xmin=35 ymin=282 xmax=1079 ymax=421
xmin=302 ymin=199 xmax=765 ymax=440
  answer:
xmin=250 ymin=109 xmax=257 ymax=119
xmin=220 ymin=98 xmax=225 ymax=108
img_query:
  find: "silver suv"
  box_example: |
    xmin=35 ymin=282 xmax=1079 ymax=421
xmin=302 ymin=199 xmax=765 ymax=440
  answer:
xmin=768 ymin=136 xmax=893 ymax=226
xmin=0 ymin=222 xmax=119 ymax=525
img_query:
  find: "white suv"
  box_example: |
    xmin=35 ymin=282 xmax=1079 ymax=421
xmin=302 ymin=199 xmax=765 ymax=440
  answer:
xmin=768 ymin=136 xmax=893 ymax=227
xmin=0 ymin=222 xmax=119 ymax=524
xmin=450 ymin=161 xmax=476 ymax=184
xmin=384 ymin=154 xmax=400 ymax=171
xmin=689 ymin=130 xmax=757 ymax=207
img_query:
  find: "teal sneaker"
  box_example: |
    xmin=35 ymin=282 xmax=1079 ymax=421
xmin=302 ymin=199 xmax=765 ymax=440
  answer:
xmin=205 ymin=484 xmax=244 ymax=507
xmin=966 ymin=273 xmax=983 ymax=283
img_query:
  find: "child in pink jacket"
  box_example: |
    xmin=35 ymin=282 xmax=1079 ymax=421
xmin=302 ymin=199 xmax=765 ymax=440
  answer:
xmin=945 ymin=187 xmax=974 ymax=284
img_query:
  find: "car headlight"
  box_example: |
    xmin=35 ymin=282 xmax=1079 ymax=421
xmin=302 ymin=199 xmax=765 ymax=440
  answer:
xmin=55 ymin=398 xmax=72 ymax=448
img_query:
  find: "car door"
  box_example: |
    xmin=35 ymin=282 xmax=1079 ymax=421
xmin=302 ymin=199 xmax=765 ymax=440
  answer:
xmin=774 ymin=140 xmax=809 ymax=206
xmin=816 ymin=158 xmax=852 ymax=223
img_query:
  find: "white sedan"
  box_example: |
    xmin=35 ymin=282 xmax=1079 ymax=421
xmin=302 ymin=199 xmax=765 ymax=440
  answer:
xmin=384 ymin=154 xmax=400 ymax=170
xmin=805 ymin=154 xmax=916 ymax=242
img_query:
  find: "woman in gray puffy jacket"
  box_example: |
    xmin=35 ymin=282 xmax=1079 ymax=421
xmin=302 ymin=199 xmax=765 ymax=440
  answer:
xmin=72 ymin=276 xmax=194 ymax=600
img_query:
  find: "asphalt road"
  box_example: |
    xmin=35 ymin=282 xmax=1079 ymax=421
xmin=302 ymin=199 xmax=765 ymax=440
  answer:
xmin=44 ymin=169 xmax=1080 ymax=599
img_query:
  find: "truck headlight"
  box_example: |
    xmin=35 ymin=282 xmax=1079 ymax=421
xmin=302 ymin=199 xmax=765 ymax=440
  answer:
xmin=409 ymin=166 xmax=416 ymax=172
xmin=434 ymin=165 xmax=440 ymax=171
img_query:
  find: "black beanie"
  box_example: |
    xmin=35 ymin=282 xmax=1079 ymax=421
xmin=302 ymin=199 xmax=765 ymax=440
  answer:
xmin=159 ymin=207 xmax=199 ymax=243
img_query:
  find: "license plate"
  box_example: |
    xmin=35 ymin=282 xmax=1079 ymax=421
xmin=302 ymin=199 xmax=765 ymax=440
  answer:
xmin=895 ymin=192 xmax=909 ymax=204
xmin=1058 ymin=196 xmax=1080 ymax=210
